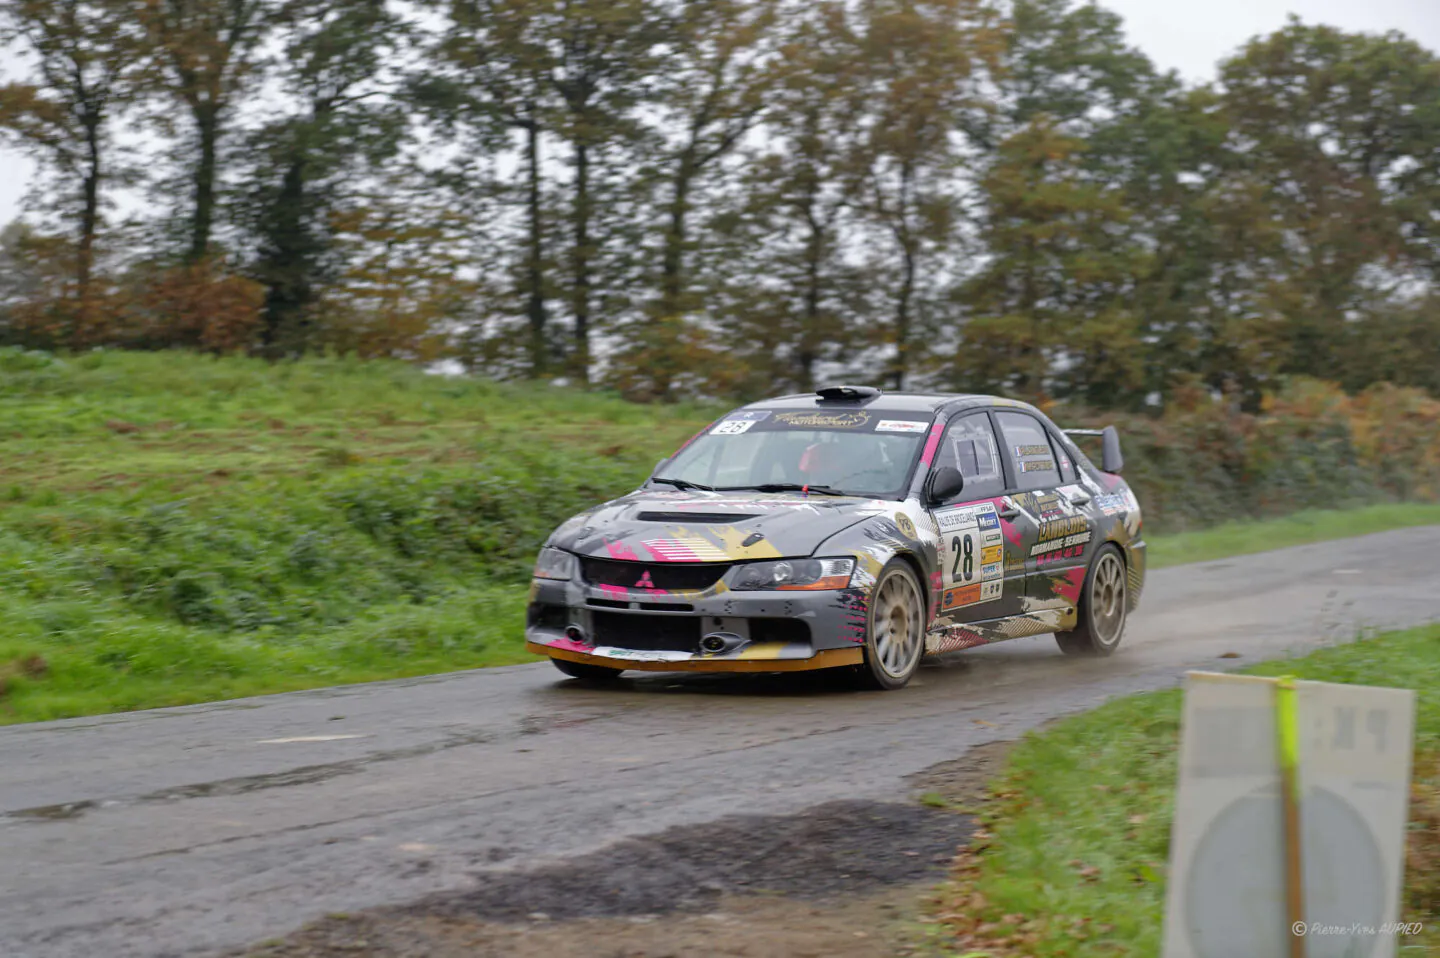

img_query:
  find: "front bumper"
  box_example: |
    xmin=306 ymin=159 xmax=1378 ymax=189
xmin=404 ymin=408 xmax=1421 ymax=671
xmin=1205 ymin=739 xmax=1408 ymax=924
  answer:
xmin=526 ymin=641 xmax=862 ymax=673
xmin=525 ymin=572 xmax=867 ymax=672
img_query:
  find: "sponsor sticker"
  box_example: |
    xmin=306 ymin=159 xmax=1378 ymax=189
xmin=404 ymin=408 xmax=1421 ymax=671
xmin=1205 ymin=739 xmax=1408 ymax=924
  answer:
xmin=724 ymin=410 xmax=771 ymax=422
xmin=1095 ymin=493 xmax=1128 ymax=516
xmin=894 ymin=512 xmax=917 ymax=538
xmin=937 ymin=502 xmax=999 ymax=532
xmin=711 ymin=419 xmax=756 ymax=435
xmin=944 ymin=583 xmax=982 ymax=607
xmin=876 ymin=419 xmax=930 ymax=434
xmin=773 ymin=411 xmax=871 ymax=428
xmin=592 ymin=647 xmax=691 ymax=662
xmin=1015 ymin=444 xmax=1051 ymax=457
xmin=942 ymin=580 xmax=1002 ymax=611
xmin=1038 ymin=516 xmax=1089 ymax=540
xmin=1021 ymin=459 xmax=1056 ymax=473
xmin=1030 ymin=530 xmax=1093 ymax=557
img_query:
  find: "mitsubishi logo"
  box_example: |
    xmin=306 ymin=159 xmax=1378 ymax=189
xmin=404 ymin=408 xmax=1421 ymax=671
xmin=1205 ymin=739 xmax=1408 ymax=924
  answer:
xmin=635 ymin=571 xmax=656 ymax=589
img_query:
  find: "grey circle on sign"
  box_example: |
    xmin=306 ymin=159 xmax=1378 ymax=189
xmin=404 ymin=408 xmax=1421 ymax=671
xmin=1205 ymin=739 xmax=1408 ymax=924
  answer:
xmin=1184 ymin=785 xmax=1385 ymax=958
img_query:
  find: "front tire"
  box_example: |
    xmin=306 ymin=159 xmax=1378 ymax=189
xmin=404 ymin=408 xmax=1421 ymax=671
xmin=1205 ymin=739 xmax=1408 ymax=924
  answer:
xmin=551 ymin=657 xmax=624 ymax=681
xmin=856 ymin=560 xmax=926 ymax=690
xmin=1055 ymin=544 xmax=1127 ymax=657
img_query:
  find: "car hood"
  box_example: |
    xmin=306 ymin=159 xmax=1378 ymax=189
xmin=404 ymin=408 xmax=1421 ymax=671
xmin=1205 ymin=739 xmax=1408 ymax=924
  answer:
xmin=549 ymin=489 xmax=892 ymax=563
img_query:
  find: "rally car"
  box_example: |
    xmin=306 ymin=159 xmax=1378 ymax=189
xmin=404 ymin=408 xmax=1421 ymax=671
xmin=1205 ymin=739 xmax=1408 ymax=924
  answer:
xmin=525 ymin=386 xmax=1145 ymax=690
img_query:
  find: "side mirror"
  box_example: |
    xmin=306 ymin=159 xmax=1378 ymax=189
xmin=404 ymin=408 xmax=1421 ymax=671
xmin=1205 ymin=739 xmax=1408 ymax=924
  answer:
xmin=926 ymin=465 xmax=965 ymax=504
xmin=1101 ymin=426 xmax=1124 ymax=474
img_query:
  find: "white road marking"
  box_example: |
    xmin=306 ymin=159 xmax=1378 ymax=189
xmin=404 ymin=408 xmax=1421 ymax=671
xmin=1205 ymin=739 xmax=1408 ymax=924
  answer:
xmin=1332 ymin=569 xmax=1363 ymax=575
xmin=255 ymin=734 xmax=366 ymax=744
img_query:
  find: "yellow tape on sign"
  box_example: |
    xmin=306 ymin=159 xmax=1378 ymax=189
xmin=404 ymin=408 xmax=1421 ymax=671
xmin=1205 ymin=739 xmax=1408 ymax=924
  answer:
xmin=1275 ymin=675 xmax=1299 ymax=777
xmin=1275 ymin=674 xmax=1307 ymax=958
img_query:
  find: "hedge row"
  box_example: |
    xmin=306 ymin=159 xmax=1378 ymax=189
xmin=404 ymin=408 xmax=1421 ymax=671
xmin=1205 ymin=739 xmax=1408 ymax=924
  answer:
xmin=1071 ymin=379 xmax=1440 ymax=533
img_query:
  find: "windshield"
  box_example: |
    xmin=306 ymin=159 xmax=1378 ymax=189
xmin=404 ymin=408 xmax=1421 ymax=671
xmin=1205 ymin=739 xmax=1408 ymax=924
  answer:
xmin=659 ymin=409 xmax=933 ymax=499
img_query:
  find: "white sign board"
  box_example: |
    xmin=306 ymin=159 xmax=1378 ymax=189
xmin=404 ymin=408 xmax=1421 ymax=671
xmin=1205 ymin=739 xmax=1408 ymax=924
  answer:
xmin=1162 ymin=672 xmax=1416 ymax=958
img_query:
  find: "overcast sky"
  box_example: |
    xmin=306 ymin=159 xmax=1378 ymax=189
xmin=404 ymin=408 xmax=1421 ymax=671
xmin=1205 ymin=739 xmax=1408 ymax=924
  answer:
xmin=0 ymin=0 xmax=1437 ymax=226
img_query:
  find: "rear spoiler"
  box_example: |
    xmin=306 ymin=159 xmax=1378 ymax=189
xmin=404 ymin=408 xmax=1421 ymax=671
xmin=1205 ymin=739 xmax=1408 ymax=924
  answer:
xmin=1062 ymin=425 xmax=1124 ymax=474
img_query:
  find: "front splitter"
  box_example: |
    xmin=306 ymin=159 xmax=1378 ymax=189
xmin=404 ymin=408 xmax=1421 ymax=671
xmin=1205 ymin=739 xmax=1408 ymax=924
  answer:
xmin=526 ymin=641 xmax=864 ymax=673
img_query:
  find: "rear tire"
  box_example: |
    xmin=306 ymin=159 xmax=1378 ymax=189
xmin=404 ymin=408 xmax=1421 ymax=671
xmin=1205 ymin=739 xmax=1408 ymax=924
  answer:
xmin=1055 ymin=544 xmax=1127 ymax=657
xmin=855 ymin=560 xmax=926 ymax=690
xmin=551 ymin=657 xmax=624 ymax=681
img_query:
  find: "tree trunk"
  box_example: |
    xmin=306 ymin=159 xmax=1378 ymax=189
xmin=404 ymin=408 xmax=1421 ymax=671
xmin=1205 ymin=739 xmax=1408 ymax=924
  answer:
xmin=893 ymin=241 xmax=915 ymax=391
xmin=661 ymin=153 xmax=694 ymax=311
xmin=523 ymin=118 xmax=549 ymax=376
xmin=77 ymin=113 xmax=101 ymax=299
xmin=259 ymin=154 xmax=309 ymax=355
xmin=654 ymin=151 xmax=696 ymax=401
xmin=797 ymin=212 xmax=823 ymax=392
xmin=570 ymin=138 xmax=591 ymax=384
xmin=189 ymin=104 xmax=220 ymax=262
xmin=890 ymin=162 xmax=916 ymax=392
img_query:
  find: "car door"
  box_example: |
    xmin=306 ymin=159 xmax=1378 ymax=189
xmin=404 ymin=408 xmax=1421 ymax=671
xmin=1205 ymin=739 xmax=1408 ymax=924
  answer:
xmin=927 ymin=412 xmax=1022 ymax=623
xmin=993 ymin=411 xmax=1097 ymax=611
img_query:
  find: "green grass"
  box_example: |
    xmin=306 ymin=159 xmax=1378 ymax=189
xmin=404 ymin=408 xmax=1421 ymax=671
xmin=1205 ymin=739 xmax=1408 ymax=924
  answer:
xmin=1147 ymin=501 xmax=1440 ymax=569
xmin=2 ymin=346 xmax=1439 ymax=726
xmin=929 ymin=624 xmax=1440 ymax=957
xmin=0 ymin=348 xmax=719 ymax=723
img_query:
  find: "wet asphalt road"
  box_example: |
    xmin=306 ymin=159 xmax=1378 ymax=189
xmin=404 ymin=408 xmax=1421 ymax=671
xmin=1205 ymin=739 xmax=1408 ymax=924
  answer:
xmin=3 ymin=527 xmax=1440 ymax=958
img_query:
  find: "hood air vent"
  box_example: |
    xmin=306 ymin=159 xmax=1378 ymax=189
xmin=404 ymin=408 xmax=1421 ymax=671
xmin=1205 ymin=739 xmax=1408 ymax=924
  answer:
xmin=636 ymin=511 xmax=759 ymax=523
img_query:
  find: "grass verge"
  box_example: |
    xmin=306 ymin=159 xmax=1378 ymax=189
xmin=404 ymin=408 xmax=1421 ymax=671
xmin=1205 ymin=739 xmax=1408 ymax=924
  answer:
xmin=925 ymin=623 xmax=1440 ymax=956
xmin=0 ymin=349 xmax=716 ymax=724
xmin=1146 ymin=502 xmax=1440 ymax=569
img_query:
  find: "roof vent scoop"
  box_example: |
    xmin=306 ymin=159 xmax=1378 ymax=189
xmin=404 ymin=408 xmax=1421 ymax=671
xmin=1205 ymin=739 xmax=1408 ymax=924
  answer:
xmin=815 ymin=384 xmax=882 ymax=402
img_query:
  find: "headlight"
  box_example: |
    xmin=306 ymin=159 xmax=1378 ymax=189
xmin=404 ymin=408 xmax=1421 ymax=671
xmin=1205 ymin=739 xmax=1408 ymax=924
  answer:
xmin=533 ymin=547 xmax=577 ymax=581
xmin=731 ymin=557 xmax=854 ymax=591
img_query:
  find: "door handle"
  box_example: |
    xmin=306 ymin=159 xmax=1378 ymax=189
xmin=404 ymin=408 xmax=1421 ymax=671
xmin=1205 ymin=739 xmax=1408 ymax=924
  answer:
xmin=1068 ymin=493 xmax=1091 ymax=506
xmin=998 ymin=507 xmax=1019 ymax=520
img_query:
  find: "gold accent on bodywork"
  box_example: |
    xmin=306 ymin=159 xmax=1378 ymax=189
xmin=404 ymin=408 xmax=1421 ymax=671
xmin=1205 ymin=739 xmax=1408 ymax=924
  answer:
xmin=708 ymin=525 xmax=785 ymax=560
xmin=734 ymin=641 xmax=790 ymax=660
xmin=528 ymin=642 xmax=863 ymax=673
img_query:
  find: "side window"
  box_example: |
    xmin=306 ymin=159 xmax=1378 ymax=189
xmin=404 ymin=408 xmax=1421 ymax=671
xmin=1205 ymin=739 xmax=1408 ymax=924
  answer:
xmin=933 ymin=413 xmax=1005 ymax=502
xmin=996 ymin=412 xmax=1061 ymax=492
xmin=1050 ymin=431 xmax=1076 ymax=483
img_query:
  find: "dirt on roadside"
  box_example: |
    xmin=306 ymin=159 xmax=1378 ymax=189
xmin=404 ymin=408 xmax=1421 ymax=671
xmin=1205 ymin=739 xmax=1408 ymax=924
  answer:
xmin=236 ymin=886 xmax=931 ymax=958
xmin=231 ymin=744 xmax=1016 ymax=958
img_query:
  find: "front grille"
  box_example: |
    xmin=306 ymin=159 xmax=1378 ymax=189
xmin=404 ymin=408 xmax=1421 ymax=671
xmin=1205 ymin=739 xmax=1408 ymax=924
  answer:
xmin=636 ymin=511 xmax=759 ymax=523
xmin=591 ymin=611 xmax=700 ymax=653
xmin=580 ymin=557 xmax=730 ymax=591
xmin=751 ymin=618 xmax=811 ymax=645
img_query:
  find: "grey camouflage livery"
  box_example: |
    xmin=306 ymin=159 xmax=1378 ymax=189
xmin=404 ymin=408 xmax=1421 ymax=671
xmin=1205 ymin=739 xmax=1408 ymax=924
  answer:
xmin=526 ymin=388 xmax=1146 ymax=689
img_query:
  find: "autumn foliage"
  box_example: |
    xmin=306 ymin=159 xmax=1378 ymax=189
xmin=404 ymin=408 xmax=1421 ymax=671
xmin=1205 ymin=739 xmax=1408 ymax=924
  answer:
xmin=1058 ymin=379 xmax=1440 ymax=532
xmin=0 ymin=1 xmax=1436 ymax=409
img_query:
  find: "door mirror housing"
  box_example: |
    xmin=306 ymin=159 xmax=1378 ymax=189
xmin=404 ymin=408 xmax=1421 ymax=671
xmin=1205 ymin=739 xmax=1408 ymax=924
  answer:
xmin=926 ymin=465 xmax=966 ymax=504
xmin=1100 ymin=426 xmax=1124 ymax=474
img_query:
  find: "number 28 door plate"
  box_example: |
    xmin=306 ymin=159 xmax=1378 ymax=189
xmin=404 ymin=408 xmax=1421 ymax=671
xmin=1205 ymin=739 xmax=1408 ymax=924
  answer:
xmin=937 ymin=502 xmax=1006 ymax=611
